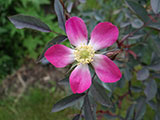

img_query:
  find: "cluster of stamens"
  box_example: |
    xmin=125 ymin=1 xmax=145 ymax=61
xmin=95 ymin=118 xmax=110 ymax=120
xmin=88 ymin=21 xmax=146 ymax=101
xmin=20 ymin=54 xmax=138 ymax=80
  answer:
xmin=74 ymin=44 xmax=95 ymax=64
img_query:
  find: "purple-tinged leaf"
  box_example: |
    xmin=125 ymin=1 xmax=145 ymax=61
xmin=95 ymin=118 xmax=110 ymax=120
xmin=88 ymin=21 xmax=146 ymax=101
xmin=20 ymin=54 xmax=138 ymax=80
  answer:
xmin=120 ymin=22 xmax=130 ymax=28
xmin=130 ymin=86 xmax=142 ymax=93
xmin=37 ymin=35 xmax=67 ymax=62
xmin=147 ymin=100 xmax=157 ymax=110
xmin=144 ymin=79 xmax=157 ymax=101
xmin=135 ymin=97 xmax=146 ymax=120
xmin=147 ymin=63 xmax=160 ymax=71
xmin=84 ymin=95 xmax=96 ymax=120
xmin=90 ymin=80 xmax=112 ymax=107
xmin=8 ymin=14 xmax=51 ymax=32
xmin=54 ymin=0 xmax=66 ymax=32
xmin=131 ymin=18 xmax=144 ymax=28
xmin=148 ymin=23 xmax=160 ymax=30
xmin=146 ymin=14 xmax=160 ymax=30
xmin=125 ymin=104 xmax=136 ymax=120
xmin=124 ymin=68 xmax=132 ymax=81
xmin=125 ymin=0 xmax=150 ymax=23
xmin=72 ymin=114 xmax=81 ymax=120
xmin=125 ymin=0 xmax=159 ymax=30
xmin=151 ymin=0 xmax=160 ymax=14
xmin=152 ymin=73 xmax=160 ymax=79
xmin=79 ymin=0 xmax=86 ymax=3
xmin=117 ymin=76 xmax=126 ymax=88
xmin=156 ymin=88 xmax=160 ymax=101
xmin=155 ymin=113 xmax=160 ymax=120
xmin=52 ymin=93 xmax=85 ymax=112
xmin=155 ymin=104 xmax=160 ymax=120
xmin=128 ymin=34 xmax=144 ymax=40
xmin=136 ymin=68 xmax=149 ymax=81
xmin=67 ymin=2 xmax=73 ymax=13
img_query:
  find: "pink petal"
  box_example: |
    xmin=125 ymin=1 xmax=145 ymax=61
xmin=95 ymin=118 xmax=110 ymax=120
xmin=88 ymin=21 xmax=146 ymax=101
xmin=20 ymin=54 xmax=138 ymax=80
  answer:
xmin=92 ymin=54 xmax=122 ymax=83
xmin=65 ymin=17 xmax=88 ymax=46
xmin=44 ymin=44 xmax=74 ymax=68
xmin=89 ymin=22 xmax=119 ymax=51
xmin=70 ymin=64 xmax=91 ymax=93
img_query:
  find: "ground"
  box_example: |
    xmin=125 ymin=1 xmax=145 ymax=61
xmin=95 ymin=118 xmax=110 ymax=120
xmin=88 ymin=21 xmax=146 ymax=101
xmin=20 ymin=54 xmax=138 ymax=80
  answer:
xmin=0 ymin=59 xmax=77 ymax=120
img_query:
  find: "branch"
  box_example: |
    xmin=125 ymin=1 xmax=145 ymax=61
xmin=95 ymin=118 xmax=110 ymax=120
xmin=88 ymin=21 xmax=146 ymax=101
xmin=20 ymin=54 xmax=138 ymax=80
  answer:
xmin=119 ymin=25 xmax=144 ymax=45
xmin=106 ymin=50 xmax=122 ymax=60
xmin=59 ymin=0 xmax=71 ymax=19
xmin=119 ymin=14 xmax=159 ymax=45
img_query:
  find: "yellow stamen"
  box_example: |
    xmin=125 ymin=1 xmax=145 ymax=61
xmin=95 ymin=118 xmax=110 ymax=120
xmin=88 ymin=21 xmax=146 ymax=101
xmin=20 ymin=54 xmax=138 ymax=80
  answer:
xmin=74 ymin=44 xmax=95 ymax=64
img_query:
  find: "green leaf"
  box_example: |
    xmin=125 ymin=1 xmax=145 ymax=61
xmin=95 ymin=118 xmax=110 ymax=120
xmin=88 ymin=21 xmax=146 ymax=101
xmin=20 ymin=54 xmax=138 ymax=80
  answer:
xmin=37 ymin=35 xmax=67 ymax=62
xmin=54 ymin=0 xmax=66 ymax=32
xmin=125 ymin=0 xmax=150 ymax=23
xmin=8 ymin=14 xmax=51 ymax=32
xmin=135 ymin=97 xmax=146 ymax=120
xmin=144 ymin=79 xmax=157 ymax=101
xmin=51 ymin=93 xmax=85 ymax=112
xmin=125 ymin=104 xmax=136 ymax=120
xmin=90 ymin=80 xmax=112 ymax=107
xmin=151 ymin=0 xmax=160 ymax=14
xmin=84 ymin=95 xmax=96 ymax=120
xmin=136 ymin=68 xmax=149 ymax=81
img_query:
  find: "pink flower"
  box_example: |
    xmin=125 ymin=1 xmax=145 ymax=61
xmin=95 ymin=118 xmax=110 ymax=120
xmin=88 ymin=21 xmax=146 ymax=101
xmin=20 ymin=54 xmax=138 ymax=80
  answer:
xmin=45 ymin=17 xmax=122 ymax=93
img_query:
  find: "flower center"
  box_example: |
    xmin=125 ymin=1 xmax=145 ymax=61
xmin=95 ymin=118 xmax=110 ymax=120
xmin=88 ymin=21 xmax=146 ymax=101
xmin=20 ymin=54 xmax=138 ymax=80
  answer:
xmin=74 ymin=44 xmax=95 ymax=64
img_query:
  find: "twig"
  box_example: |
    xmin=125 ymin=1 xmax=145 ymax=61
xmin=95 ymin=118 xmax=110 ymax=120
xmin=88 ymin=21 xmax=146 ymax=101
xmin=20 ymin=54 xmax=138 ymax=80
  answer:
xmin=106 ymin=50 xmax=122 ymax=60
xmin=128 ymin=81 xmax=132 ymax=97
xmin=119 ymin=14 xmax=159 ymax=45
xmin=17 ymin=73 xmax=26 ymax=87
xmin=96 ymin=110 xmax=125 ymax=120
xmin=118 ymin=91 xmax=129 ymax=109
xmin=59 ymin=0 xmax=71 ymax=19
xmin=51 ymin=30 xmax=62 ymax=35
xmin=119 ymin=24 xmax=145 ymax=44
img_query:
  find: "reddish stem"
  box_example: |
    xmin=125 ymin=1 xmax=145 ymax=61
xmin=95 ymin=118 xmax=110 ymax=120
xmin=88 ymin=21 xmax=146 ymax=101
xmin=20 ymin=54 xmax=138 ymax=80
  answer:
xmin=118 ymin=92 xmax=129 ymax=109
xmin=127 ymin=50 xmax=137 ymax=59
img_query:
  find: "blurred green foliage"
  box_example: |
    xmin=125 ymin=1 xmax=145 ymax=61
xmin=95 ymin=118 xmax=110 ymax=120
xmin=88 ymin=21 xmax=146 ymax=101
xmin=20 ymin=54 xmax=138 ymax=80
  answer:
xmin=0 ymin=0 xmax=63 ymax=80
xmin=0 ymin=88 xmax=77 ymax=120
